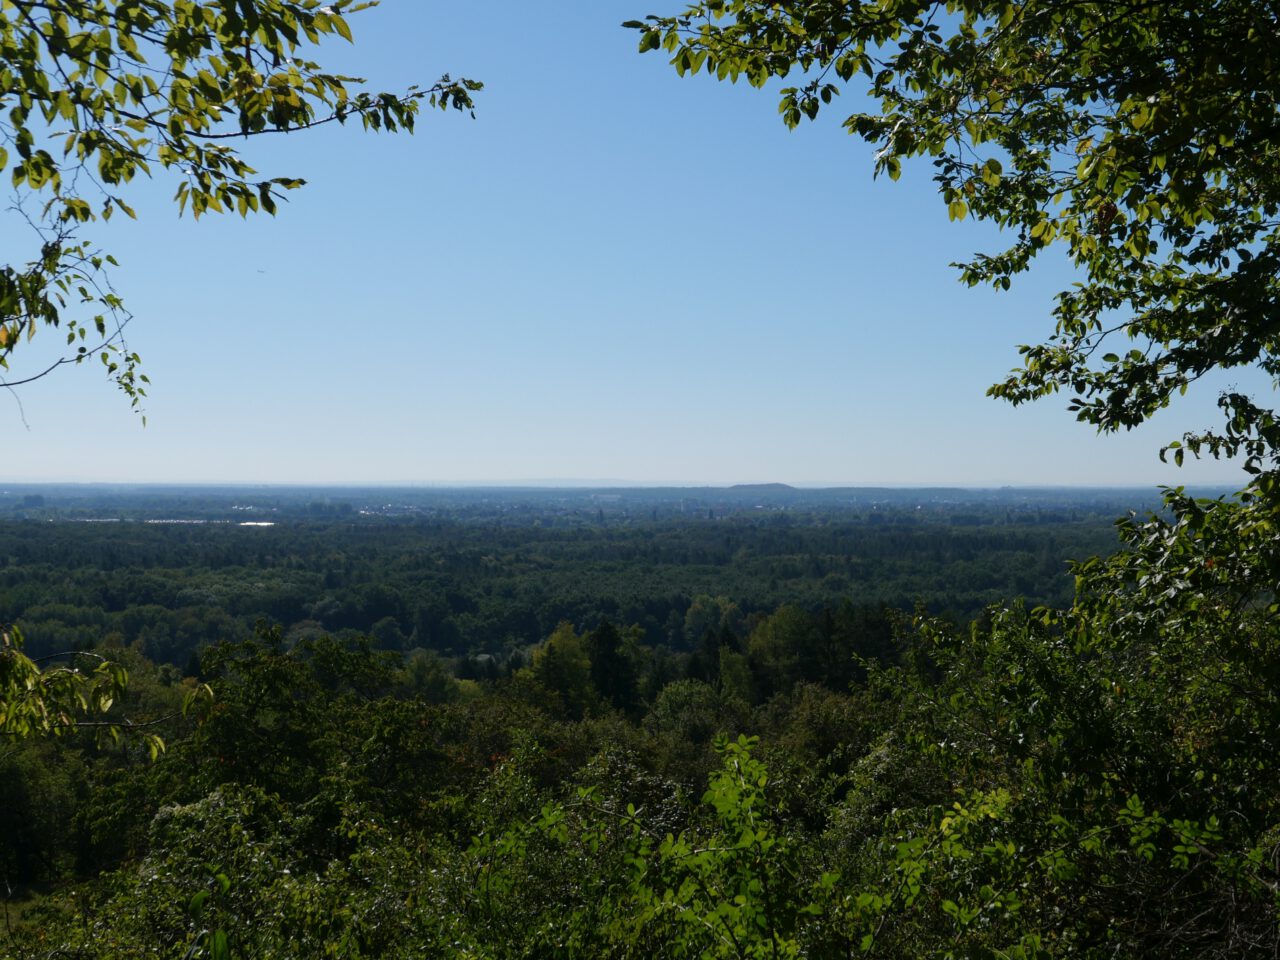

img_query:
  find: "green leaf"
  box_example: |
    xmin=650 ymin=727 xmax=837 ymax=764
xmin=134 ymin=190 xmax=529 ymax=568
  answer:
xmin=188 ymin=890 xmax=210 ymax=918
xmin=209 ymin=930 xmax=231 ymax=960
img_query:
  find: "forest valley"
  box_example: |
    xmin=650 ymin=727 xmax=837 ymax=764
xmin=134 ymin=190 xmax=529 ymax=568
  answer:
xmin=3 ymin=488 xmax=1279 ymax=958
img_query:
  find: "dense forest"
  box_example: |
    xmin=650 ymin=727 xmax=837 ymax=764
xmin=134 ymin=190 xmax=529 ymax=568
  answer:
xmin=1 ymin=485 xmax=1148 ymax=673
xmin=6 ymin=485 xmax=1278 ymax=957
xmin=5 ymin=486 xmax=1278 ymax=957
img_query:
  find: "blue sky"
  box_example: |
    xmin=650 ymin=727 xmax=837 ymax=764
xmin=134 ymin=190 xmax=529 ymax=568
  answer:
xmin=2 ymin=1 xmax=1268 ymax=486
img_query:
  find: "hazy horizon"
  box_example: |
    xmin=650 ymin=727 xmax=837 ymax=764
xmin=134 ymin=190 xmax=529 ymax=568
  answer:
xmin=0 ymin=477 xmax=1241 ymax=492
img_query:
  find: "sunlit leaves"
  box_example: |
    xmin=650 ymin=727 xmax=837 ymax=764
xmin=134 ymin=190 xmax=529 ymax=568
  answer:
xmin=1 ymin=624 xmax=125 ymax=740
xmin=632 ymin=1 xmax=1280 ymax=503
xmin=0 ymin=0 xmax=480 ymax=403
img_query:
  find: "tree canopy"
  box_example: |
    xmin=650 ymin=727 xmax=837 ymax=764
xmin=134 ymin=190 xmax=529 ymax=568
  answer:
xmin=618 ymin=6 xmax=1280 ymax=954
xmin=629 ymin=0 xmax=1280 ymax=492
xmin=0 ymin=0 xmax=479 ymax=406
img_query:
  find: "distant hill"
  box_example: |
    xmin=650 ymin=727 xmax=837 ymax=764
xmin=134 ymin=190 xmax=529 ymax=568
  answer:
xmin=727 ymin=483 xmax=796 ymax=493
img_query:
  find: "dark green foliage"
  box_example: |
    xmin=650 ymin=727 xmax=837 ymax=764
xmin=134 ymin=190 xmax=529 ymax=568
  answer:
xmin=587 ymin=618 xmax=641 ymax=715
xmin=0 ymin=739 xmax=87 ymax=886
xmin=4 ymin=558 xmax=1278 ymax=959
xmin=0 ymin=505 xmax=1122 ymax=670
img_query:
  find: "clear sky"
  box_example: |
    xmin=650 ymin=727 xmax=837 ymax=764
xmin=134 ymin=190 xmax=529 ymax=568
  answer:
xmin=3 ymin=2 xmax=1269 ymax=486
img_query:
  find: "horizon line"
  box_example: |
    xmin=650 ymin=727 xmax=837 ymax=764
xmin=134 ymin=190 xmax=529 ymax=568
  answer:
xmin=0 ymin=478 xmax=1241 ymax=491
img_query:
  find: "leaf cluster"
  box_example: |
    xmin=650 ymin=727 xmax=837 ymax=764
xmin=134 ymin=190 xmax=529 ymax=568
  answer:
xmin=0 ymin=0 xmax=479 ymax=401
